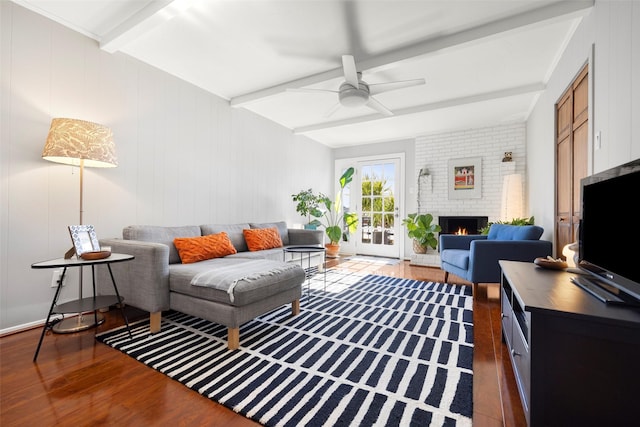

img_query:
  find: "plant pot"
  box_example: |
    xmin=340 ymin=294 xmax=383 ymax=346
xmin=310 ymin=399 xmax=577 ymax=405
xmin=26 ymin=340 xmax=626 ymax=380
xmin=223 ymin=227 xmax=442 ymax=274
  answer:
xmin=304 ymin=224 xmax=317 ymax=230
xmin=412 ymin=239 xmax=428 ymax=254
xmin=325 ymin=243 xmax=340 ymax=258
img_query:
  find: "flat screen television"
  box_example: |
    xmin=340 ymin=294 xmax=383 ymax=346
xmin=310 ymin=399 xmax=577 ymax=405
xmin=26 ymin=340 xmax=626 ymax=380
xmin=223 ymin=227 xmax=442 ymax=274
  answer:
xmin=573 ymin=158 xmax=640 ymax=305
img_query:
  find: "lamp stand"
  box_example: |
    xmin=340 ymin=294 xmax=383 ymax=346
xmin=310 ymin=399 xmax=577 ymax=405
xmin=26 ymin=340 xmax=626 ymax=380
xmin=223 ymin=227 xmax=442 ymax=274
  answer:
xmin=53 ymin=160 xmax=104 ymax=333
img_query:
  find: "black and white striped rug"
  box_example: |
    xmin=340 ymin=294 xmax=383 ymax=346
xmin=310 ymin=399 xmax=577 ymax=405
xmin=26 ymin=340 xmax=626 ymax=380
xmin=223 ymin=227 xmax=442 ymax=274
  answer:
xmin=96 ymin=272 xmax=474 ymax=426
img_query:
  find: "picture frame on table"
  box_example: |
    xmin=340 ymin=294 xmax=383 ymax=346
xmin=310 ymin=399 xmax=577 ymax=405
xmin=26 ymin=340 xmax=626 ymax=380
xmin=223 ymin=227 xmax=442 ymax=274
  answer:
xmin=68 ymin=225 xmax=100 ymax=256
xmin=448 ymin=157 xmax=482 ymax=199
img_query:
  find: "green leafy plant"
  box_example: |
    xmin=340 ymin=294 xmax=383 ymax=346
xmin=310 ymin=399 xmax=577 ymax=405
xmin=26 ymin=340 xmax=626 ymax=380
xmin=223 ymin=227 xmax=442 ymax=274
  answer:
xmin=291 ymin=189 xmax=325 ymax=227
xmin=402 ymin=213 xmax=441 ymax=250
xmin=317 ymin=167 xmax=359 ymax=244
xmin=480 ymin=216 xmax=535 ymax=235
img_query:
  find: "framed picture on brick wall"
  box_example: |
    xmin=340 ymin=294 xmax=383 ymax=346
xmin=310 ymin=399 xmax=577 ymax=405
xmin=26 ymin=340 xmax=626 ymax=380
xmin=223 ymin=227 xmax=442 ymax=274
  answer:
xmin=448 ymin=157 xmax=481 ymax=199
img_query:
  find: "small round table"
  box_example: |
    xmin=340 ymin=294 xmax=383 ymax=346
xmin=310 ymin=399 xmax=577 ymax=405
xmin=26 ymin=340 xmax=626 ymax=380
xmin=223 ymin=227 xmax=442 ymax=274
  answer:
xmin=283 ymin=246 xmax=327 ymax=300
xmin=31 ymin=253 xmax=134 ymax=362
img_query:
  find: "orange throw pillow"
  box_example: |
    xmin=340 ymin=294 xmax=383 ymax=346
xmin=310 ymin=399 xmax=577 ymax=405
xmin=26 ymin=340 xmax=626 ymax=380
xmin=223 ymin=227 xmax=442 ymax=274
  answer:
xmin=173 ymin=232 xmax=237 ymax=264
xmin=243 ymin=227 xmax=283 ymax=251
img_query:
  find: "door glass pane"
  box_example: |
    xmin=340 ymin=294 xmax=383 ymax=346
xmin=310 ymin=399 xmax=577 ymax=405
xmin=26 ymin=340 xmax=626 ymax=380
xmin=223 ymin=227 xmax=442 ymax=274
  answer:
xmin=341 ymin=172 xmax=352 ymax=242
xmin=360 ymin=162 xmax=396 ymax=246
xmin=360 ymin=165 xmax=372 ymax=244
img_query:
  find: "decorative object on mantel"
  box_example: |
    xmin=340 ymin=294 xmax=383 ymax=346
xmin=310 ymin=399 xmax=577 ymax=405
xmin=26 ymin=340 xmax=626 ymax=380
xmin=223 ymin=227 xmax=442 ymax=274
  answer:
xmin=502 ymin=151 xmax=513 ymax=162
xmin=402 ymin=212 xmax=441 ymax=253
xmin=448 ymin=157 xmax=481 ymax=199
xmin=42 ymin=117 xmax=117 ymax=332
xmin=317 ymin=167 xmax=358 ymax=257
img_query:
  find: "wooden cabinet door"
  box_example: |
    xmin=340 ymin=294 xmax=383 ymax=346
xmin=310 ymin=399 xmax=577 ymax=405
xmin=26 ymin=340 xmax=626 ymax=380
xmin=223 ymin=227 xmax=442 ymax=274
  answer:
xmin=572 ymin=72 xmax=588 ymax=241
xmin=555 ymin=64 xmax=588 ymax=258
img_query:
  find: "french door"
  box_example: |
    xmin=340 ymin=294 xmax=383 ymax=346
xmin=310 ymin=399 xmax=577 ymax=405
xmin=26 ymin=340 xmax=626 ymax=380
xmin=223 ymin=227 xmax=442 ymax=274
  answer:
xmin=337 ymin=156 xmax=402 ymax=258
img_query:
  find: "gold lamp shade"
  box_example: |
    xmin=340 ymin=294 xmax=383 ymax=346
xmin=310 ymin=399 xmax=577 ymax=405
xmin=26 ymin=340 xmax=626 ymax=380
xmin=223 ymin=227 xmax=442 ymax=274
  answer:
xmin=42 ymin=118 xmax=117 ymax=167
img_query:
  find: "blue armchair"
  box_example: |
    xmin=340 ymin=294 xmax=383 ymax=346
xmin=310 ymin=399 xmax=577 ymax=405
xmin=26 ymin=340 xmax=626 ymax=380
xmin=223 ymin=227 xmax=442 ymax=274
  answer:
xmin=439 ymin=223 xmax=552 ymax=295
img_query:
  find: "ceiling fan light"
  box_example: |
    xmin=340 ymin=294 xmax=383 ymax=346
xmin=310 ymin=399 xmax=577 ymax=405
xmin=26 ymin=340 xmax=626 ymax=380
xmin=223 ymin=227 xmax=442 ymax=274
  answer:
xmin=339 ymin=89 xmax=368 ymax=107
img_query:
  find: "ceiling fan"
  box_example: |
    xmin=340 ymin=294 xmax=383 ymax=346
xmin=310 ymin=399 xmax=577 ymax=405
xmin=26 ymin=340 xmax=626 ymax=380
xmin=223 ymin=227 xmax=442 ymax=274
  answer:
xmin=288 ymin=55 xmax=426 ymax=117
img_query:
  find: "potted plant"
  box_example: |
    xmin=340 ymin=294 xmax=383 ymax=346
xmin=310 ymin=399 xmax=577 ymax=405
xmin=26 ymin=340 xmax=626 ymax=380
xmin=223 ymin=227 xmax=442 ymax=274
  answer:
xmin=402 ymin=213 xmax=441 ymax=254
xmin=291 ymin=189 xmax=325 ymax=229
xmin=317 ymin=167 xmax=358 ymax=257
xmin=479 ymin=216 xmax=535 ymax=235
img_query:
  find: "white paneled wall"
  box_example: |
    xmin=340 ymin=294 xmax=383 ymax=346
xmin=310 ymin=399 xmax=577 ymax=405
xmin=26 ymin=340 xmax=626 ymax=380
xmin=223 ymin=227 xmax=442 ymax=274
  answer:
xmin=527 ymin=1 xmax=640 ymax=243
xmin=0 ymin=3 xmax=331 ymax=331
xmin=414 ymin=123 xmax=526 ymax=224
xmin=593 ymin=0 xmax=639 ymax=169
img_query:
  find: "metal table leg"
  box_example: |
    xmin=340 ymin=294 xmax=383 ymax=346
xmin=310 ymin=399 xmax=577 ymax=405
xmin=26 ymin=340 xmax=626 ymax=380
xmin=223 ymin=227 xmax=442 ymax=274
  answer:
xmin=34 ymin=268 xmax=67 ymax=362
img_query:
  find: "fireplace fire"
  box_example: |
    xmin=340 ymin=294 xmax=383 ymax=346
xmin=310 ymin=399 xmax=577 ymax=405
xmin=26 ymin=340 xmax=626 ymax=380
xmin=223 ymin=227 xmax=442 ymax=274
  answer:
xmin=439 ymin=216 xmax=488 ymax=235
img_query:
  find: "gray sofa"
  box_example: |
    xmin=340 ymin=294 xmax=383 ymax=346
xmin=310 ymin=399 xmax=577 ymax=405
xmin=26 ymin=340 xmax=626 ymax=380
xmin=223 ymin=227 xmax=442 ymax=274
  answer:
xmin=96 ymin=221 xmax=324 ymax=349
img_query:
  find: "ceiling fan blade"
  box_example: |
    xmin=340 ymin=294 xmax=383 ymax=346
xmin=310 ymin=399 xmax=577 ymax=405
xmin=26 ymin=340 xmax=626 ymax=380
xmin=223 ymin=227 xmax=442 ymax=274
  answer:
xmin=366 ymin=96 xmax=393 ymax=117
xmin=286 ymin=88 xmax=339 ymax=94
xmin=369 ymin=78 xmax=426 ymax=95
xmin=342 ymin=55 xmax=359 ymax=87
xmin=324 ymin=102 xmax=342 ymax=118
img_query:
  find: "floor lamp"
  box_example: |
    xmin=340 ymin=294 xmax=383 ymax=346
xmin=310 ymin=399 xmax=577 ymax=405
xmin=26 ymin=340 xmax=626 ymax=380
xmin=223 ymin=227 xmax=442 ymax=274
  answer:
xmin=500 ymin=173 xmax=523 ymax=221
xmin=42 ymin=118 xmax=118 ymax=333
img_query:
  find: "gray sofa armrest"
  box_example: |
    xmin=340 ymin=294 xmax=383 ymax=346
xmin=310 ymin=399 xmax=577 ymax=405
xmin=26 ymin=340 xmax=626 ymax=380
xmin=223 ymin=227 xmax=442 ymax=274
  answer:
xmin=96 ymin=238 xmax=171 ymax=314
xmin=288 ymin=228 xmax=324 ymax=246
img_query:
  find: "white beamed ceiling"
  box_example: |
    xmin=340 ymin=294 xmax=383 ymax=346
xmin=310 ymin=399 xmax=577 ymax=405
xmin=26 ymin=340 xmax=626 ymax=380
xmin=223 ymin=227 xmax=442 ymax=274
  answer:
xmin=14 ymin=0 xmax=592 ymax=147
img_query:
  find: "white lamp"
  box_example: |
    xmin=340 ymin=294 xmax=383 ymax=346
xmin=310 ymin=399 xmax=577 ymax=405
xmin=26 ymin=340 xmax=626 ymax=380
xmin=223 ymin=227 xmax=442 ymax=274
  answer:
xmin=500 ymin=173 xmax=523 ymax=221
xmin=42 ymin=118 xmax=117 ymax=332
xmin=562 ymin=242 xmax=579 ymax=268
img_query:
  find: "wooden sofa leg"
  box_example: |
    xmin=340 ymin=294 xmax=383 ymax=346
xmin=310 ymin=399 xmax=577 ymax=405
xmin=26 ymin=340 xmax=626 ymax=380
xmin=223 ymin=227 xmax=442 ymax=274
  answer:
xmin=228 ymin=327 xmax=239 ymax=350
xmin=150 ymin=311 xmax=162 ymax=333
xmin=292 ymin=299 xmax=300 ymax=316
xmin=472 ymin=283 xmax=478 ymax=298
xmin=443 ymin=272 xmax=449 ymax=283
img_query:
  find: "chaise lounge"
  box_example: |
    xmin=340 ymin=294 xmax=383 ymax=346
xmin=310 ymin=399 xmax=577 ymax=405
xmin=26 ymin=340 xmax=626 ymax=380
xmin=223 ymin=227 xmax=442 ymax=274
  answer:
xmin=96 ymin=221 xmax=324 ymax=349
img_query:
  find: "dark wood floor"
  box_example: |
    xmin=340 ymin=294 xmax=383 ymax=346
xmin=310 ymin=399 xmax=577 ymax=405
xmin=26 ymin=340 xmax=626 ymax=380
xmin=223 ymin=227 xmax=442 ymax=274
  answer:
xmin=0 ymin=260 xmax=526 ymax=426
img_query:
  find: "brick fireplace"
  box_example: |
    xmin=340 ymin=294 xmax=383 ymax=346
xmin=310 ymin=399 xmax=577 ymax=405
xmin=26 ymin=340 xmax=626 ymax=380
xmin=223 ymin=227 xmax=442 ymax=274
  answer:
xmin=439 ymin=216 xmax=488 ymax=235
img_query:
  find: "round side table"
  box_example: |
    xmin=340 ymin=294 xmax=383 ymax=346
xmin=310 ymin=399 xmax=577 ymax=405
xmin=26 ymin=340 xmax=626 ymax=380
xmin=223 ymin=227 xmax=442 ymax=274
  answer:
xmin=31 ymin=253 xmax=134 ymax=361
xmin=283 ymin=246 xmax=327 ymax=300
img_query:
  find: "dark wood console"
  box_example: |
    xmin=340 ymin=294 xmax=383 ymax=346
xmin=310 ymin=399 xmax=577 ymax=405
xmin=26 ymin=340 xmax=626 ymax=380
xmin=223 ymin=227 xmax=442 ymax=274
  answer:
xmin=500 ymin=260 xmax=640 ymax=427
